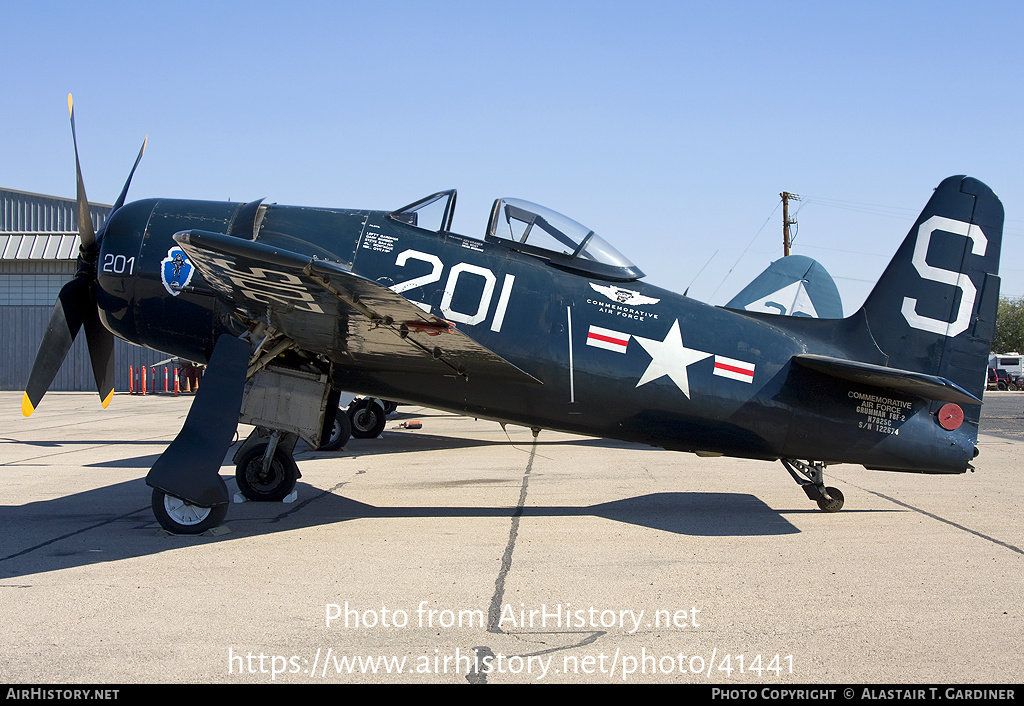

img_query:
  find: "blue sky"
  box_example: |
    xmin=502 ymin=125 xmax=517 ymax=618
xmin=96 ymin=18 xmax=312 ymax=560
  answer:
xmin=3 ymin=1 xmax=1022 ymax=312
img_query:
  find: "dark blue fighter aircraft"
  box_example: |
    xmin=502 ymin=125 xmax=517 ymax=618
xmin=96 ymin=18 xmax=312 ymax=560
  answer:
xmin=23 ymin=97 xmax=1004 ymax=533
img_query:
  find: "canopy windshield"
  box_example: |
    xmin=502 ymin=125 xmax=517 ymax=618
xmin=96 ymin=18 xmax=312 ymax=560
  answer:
xmin=486 ymin=198 xmax=643 ymax=281
xmin=389 ymin=192 xmax=644 ymax=281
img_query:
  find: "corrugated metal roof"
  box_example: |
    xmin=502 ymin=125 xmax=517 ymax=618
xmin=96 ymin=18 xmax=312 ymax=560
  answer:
xmin=0 ymin=188 xmax=110 ymax=260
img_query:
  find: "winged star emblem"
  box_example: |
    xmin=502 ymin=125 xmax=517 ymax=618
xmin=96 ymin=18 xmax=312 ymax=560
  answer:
xmin=590 ymin=283 xmax=660 ymax=306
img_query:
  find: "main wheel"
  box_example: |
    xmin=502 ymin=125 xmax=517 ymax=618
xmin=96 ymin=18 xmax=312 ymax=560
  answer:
xmin=816 ymin=487 xmax=845 ymax=512
xmin=318 ymin=409 xmax=351 ymax=451
xmin=348 ymin=399 xmax=387 ymax=439
xmin=235 ymin=444 xmax=299 ymax=502
xmin=152 ymin=488 xmax=227 ymax=535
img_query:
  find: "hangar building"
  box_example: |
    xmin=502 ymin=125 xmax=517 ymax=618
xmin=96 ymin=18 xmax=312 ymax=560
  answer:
xmin=1 ymin=187 xmax=173 ymax=393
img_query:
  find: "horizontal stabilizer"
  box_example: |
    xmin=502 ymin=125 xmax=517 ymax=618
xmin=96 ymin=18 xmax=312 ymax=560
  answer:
xmin=792 ymin=354 xmax=981 ymax=405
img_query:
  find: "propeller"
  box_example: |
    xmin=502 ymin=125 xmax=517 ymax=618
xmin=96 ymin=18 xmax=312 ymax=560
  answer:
xmin=22 ymin=95 xmax=146 ymax=417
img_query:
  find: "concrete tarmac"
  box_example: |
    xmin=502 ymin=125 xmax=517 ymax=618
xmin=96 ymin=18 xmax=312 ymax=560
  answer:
xmin=1 ymin=391 xmax=1022 ymax=684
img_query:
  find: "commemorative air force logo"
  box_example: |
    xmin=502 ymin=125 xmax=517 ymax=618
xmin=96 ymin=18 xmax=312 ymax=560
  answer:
xmin=161 ymin=246 xmax=195 ymax=296
xmin=589 ymin=283 xmax=660 ymax=306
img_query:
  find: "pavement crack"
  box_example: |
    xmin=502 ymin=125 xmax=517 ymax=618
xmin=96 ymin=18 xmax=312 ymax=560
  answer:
xmin=864 ymin=488 xmax=1024 ymax=557
xmin=487 ymin=437 xmax=535 ymax=634
xmin=0 ymin=506 xmax=151 ymax=563
xmin=269 ymin=481 xmax=350 ymax=523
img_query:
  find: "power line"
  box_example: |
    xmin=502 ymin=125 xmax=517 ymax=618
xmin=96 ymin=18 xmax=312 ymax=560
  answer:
xmin=707 ymin=199 xmax=781 ymax=302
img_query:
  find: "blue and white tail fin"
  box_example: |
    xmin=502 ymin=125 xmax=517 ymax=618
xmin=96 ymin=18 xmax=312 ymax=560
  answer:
xmin=725 ymin=254 xmax=844 ymax=318
xmin=858 ymin=176 xmax=1003 ymax=402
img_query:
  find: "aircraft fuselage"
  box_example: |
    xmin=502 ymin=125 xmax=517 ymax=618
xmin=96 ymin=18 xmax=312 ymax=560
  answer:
xmin=94 ymin=196 xmax=981 ymax=475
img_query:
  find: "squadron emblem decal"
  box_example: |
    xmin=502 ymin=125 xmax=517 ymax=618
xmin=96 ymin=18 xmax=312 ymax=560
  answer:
xmin=160 ymin=246 xmax=194 ymax=296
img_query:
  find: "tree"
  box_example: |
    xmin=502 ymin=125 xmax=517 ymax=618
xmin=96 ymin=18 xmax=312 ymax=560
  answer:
xmin=992 ymin=296 xmax=1024 ymax=354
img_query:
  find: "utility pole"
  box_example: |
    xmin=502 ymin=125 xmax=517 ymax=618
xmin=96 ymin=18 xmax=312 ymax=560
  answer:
xmin=781 ymin=191 xmax=799 ymax=256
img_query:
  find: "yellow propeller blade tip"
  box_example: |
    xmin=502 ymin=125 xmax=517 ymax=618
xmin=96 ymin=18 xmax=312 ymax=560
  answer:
xmin=68 ymin=93 xmax=73 ymax=116
xmin=22 ymin=393 xmax=35 ymax=418
xmin=101 ymin=390 xmax=114 ymax=409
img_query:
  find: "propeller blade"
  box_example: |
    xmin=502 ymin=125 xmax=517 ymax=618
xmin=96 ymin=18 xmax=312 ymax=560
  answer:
xmin=83 ymin=306 xmax=115 ymax=408
xmin=26 ymin=95 xmax=129 ymax=417
xmin=22 ymin=277 xmax=90 ymax=417
xmin=68 ymin=93 xmax=97 ymax=252
xmin=111 ymin=136 xmax=147 ymax=212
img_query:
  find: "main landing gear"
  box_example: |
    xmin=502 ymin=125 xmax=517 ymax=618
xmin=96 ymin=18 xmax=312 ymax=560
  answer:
xmin=781 ymin=459 xmax=845 ymax=512
xmin=318 ymin=409 xmax=352 ymax=451
xmin=233 ymin=428 xmax=301 ymax=502
xmin=150 ymin=427 xmax=307 ymax=534
xmin=347 ymin=397 xmax=389 ymax=439
xmin=152 ymin=489 xmax=228 ymax=534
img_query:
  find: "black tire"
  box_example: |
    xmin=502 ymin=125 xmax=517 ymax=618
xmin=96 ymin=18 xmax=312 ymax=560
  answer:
xmin=816 ymin=487 xmax=845 ymax=513
xmin=235 ymin=444 xmax=299 ymax=502
xmin=348 ymin=399 xmax=387 ymax=439
xmin=318 ymin=409 xmax=351 ymax=451
xmin=152 ymin=488 xmax=228 ymax=535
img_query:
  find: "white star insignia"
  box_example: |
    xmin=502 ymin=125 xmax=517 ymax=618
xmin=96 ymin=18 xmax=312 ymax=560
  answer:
xmin=632 ymin=319 xmax=711 ymax=397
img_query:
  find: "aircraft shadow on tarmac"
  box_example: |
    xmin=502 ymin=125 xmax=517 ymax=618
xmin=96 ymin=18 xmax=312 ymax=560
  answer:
xmin=2 ymin=428 xmax=656 ymax=463
xmin=2 ymin=422 xmax=851 ymax=580
xmin=0 ymin=474 xmax=802 ymax=579
xmin=308 ymin=429 xmax=667 ymax=459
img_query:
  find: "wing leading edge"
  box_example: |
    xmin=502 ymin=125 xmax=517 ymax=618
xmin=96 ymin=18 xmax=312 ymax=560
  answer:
xmin=173 ymin=229 xmax=541 ymax=385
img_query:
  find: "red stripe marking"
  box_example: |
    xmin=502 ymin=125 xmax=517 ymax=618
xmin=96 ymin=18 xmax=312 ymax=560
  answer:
xmin=715 ymin=362 xmax=753 ymax=376
xmin=588 ymin=332 xmax=628 ymax=346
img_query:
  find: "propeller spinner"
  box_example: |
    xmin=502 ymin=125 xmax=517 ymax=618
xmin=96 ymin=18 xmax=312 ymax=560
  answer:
xmin=22 ymin=95 xmax=145 ymax=416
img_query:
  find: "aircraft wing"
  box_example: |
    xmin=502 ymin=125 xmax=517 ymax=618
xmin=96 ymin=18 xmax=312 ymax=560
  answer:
xmin=173 ymin=229 xmax=541 ymax=384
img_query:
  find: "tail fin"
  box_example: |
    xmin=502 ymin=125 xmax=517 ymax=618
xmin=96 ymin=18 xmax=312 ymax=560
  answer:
xmin=725 ymin=254 xmax=844 ymax=318
xmin=859 ymin=176 xmax=1003 ymax=402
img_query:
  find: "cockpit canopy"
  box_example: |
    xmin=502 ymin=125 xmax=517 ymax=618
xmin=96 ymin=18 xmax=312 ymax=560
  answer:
xmin=389 ymin=190 xmax=643 ymax=282
xmin=486 ymin=198 xmax=643 ymax=281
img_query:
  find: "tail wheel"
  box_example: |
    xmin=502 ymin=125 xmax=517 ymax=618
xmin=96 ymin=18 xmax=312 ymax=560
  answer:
xmin=152 ymin=489 xmax=227 ymax=535
xmin=816 ymin=487 xmax=845 ymax=513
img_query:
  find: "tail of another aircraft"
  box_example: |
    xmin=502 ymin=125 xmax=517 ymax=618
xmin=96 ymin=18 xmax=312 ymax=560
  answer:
xmin=857 ymin=176 xmax=1003 ymax=403
xmin=725 ymin=254 xmax=844 ymax=318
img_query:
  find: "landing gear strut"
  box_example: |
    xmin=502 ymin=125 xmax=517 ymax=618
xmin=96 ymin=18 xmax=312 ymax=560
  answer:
xmin=781 ymin=459 xmax=845 ymax=512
